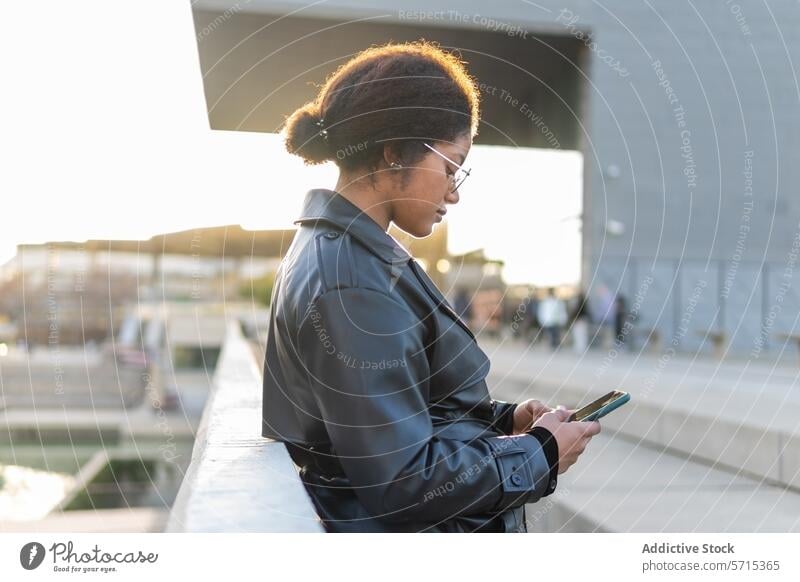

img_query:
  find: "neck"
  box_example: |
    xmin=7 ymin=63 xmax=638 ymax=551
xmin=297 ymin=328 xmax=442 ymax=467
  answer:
xmin=334 ymin=173 xmax=391 ymax=231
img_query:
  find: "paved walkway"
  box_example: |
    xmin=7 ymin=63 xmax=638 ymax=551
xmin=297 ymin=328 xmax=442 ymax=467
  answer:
xmin=477 ymin=336 xmax=800 ymax=532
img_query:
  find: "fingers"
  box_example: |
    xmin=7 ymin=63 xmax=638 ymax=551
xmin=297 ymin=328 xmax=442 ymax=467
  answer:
xmin=527 ymin=400 xmax=551 ymax=417
xmin=554 ymin=418 xmax=601 ymax=475
xmin=556 ymin=404 xmax=577 ymax=420
xmin=584 ymin=420 xmax=601 ymax=436
xmin=552 ymin=407 xmax=571 ymax=422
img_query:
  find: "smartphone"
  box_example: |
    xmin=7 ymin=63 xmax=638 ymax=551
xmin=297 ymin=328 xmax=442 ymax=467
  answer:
xmin=568 ymin=390 xmax=630 ymax=422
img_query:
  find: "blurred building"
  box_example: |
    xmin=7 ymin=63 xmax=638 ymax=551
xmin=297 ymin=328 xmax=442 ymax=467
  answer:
xmin=445 ymin=249 xmax=506 ymax=334
xmin=0 ymin=225 xmax=290 ymax=345
xmin=191 ymin=1 xmax=800 ymax=356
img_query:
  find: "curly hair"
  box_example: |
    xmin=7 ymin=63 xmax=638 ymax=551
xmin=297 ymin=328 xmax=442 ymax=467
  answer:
xmin=282 ymin=40 xmax=481 ymax=175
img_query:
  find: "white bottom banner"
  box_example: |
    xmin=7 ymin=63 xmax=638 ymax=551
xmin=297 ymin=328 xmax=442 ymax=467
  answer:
xmin=1 ymin=533 xmax=799 ymax=581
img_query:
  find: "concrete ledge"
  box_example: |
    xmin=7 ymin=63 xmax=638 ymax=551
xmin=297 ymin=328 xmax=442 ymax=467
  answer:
xmin=166 ymin=322 xmax=323 ymax=532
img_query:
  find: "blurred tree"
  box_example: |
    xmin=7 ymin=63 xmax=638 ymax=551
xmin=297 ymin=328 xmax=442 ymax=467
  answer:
xmin=240 ymin=271 xmax=276 ymax=307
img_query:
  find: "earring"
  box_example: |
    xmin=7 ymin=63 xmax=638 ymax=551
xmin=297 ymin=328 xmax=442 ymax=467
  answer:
xmin=390 ymin=162 xmax=403 ymax=168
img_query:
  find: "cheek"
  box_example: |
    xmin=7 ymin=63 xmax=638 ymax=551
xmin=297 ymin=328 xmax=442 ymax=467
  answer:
xmin=396 ymin=200 xmax=434 ymax=229
xmin=393 ymin=170 xmax=447 ymax=232
xmin=414 ymin=172 xmax=447 ymax=208
xmin=412 ymin=164 xmax=446 ymax=189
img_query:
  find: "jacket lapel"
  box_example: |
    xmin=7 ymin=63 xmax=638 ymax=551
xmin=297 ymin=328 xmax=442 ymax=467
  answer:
xmin=408 ymin=259 xmax=476 ymax=341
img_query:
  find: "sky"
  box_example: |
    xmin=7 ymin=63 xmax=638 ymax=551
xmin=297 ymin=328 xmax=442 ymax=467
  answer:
xmin=1 ymin=1 xmax=582 ymax=287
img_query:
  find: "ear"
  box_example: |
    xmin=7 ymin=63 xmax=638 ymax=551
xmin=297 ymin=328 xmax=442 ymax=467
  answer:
xmin=382 ymin=142 xmax=402 ymax=168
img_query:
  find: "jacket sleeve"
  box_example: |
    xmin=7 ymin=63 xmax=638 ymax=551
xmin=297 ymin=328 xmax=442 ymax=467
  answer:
xmin=296 ymin=286 xmax=553 ymax=524
xmin=489 ymin=400 xmax=517 ymax=436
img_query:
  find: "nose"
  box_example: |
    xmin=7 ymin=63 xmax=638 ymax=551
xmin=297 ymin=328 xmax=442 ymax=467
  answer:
xmin=445 ymin=188 xmax=460 ymax=205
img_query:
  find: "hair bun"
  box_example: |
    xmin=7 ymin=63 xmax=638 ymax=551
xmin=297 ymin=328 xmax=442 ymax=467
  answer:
xmin=282 ymin=104 xmax=331 ymax=165
xmin=281 ymin=41 xmax=480 ymax=172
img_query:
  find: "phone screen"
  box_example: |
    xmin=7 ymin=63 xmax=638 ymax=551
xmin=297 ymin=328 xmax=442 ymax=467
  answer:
xmin=569 ymin=390 xmax=626 ymax=422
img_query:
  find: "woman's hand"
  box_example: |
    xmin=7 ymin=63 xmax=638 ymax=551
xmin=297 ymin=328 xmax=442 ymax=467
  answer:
xmin=533 ymin=406 xmax=601 ymax=474
xmin=512 ymin=399 xmax=552 ymax=434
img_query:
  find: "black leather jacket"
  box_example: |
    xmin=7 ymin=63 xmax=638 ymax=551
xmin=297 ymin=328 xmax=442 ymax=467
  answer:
xmin=261 ymin=188 xmax=556 ymax=532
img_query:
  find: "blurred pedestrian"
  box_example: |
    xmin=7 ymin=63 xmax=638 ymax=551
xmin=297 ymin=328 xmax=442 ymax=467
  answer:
xmin=592 ymin=284 xmax=616 ymax=348
xmin=520 ymin=286 xmax=540 ymax=343
xmin=538 ymin=288 xmax=567 ymax=349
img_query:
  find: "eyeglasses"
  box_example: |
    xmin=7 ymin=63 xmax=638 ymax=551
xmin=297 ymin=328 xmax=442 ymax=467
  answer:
xmin=423 ymin=142 xmax=471 ymax=193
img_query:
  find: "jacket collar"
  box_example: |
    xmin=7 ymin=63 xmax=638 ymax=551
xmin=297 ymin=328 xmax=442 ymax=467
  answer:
xmin=293 ymin=188 xmax=412 ymax=265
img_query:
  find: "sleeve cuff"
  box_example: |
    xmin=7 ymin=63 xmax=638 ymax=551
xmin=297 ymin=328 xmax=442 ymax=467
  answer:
xmin=485 ymin=434 xmax=554 ymax=511
xmin=528 ymin=426 xmax=559 ymax=497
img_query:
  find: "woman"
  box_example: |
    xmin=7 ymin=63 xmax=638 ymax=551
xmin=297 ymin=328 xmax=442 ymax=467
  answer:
xmin=261 ymin=41 xmax=600 ymax=532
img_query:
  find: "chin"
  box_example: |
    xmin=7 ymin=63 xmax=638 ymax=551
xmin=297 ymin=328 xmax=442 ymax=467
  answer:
xmin=397 ymin=221 xmax=433 ymax=238
xmin=412 ymin=223 xmax=435 ymax=238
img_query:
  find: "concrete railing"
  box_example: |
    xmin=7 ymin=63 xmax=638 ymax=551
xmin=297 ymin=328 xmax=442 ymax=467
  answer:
xmin=166 ymin=322 xmax=323 ymax=532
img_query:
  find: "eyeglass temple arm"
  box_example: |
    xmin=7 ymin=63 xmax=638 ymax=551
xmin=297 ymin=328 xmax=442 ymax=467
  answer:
xmin=423 ymin=142 xmax=466 ymax=170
